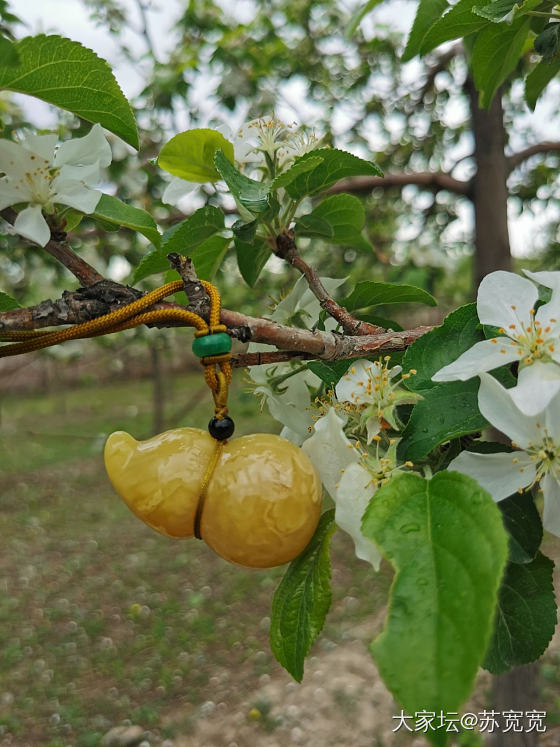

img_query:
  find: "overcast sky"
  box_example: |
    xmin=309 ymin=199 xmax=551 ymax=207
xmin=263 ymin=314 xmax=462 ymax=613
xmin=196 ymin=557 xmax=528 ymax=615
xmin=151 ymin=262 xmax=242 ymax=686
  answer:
xmin=11 ymin=0 xmax=560 ymax=258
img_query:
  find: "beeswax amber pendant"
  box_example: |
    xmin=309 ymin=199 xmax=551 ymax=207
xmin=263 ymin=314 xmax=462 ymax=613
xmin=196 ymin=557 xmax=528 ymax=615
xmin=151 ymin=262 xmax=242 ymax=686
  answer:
xmin=104 ymin=428 xmax=322 ymax=568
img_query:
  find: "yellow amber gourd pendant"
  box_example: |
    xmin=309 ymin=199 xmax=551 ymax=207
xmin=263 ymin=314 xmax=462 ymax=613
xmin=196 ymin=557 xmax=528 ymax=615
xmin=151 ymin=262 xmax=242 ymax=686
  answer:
xmin=104 ymin=427 xmax=322 ymax=568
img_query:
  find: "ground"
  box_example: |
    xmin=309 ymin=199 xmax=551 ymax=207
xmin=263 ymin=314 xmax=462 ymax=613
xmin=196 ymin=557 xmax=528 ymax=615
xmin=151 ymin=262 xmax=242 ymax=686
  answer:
xmin=1 ymin=373 xmax=560 ymax=746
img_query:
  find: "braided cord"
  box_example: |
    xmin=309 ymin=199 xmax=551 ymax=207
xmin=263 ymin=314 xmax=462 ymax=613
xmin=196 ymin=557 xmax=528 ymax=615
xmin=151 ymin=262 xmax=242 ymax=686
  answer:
xmin=0 ymin=278 xmax=232 ymax=421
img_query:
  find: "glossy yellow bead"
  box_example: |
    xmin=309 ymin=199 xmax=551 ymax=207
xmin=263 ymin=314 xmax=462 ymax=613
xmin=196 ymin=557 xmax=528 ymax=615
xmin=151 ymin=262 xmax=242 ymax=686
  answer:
xmin=104 ymin=427 xmax=322 ymax=568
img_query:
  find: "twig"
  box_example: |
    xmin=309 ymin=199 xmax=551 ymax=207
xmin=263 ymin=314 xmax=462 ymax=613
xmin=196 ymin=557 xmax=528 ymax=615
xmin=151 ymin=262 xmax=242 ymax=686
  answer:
xmin=42 ymin=236 xmax=105 ymax=286
xmin=274 ymin=231 xmax=385 ymax=336
xmin=506 ymin=141 xmax=560 ymax=174
xmin=167 ymin=253 xmax=211 ymax=317
xmin=1 ymin=207 xmax=104 ymax=287
xmin=231 ymin=351 xmax=314 ymax=367
xmin=328 ymin=171 xmax=471 ymax=198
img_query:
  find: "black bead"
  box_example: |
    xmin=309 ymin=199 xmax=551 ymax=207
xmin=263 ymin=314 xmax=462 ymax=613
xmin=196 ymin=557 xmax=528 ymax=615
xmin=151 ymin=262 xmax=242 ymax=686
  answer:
xmin=208 ymin=416 xmax=235 ymax=440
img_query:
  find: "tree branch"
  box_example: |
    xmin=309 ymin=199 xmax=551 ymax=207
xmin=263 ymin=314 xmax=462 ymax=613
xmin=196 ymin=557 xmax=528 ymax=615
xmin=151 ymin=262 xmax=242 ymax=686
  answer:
xmin=328 ymin=172 xmax=471 ymax=197
xmin=274 ymin=232 xmax=385 ymax=335
xmin=0 ymin=281 xmax=433 ymax=362
xmin=1 ymin=207 xmax=105 ymax=286
xmin=506 ymin=141 xmax=560 ymax=174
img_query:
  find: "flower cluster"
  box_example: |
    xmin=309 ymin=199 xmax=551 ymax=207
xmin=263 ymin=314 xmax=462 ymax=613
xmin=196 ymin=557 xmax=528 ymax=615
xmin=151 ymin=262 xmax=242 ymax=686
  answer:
xmin=0 ymin=124 xmax=112 ymax=246
xmin=249 ymin=280 xmax=418 ymax=570
xmin=433 ymin=270 xmax=560 ymax=536
xmin=162 ymin=116 xmax=321 ymax=207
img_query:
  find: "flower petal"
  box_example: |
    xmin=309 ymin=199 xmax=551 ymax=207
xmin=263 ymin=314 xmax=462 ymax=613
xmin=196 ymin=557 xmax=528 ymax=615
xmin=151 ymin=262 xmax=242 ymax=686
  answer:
xmin=56 ymin=161 xmax=101 ymax=188
xmin=302 ymin=407 xmax=360 ymax=498
xmin=0 ymin=178 xmax=27 ymax=210
xmin=432 ymin=338 xmax=521 ymax=382
xmin=477 ymin=271 xmax=538 ymax=329
xmin=365 ymin=416 xmax=381 ymax=443
xmin=55 ymin=123 xmax=112 ymax=167
xmin=523 ymin=269 xmax=560 ymax=292
xmin=336 ymin=359 xmax=382 ymax=405
xmin=21 ymin=132 xmax=57 ymax=161
xmin=478 ymin=372 xmax=541 ymax=448
xmin=0 ymin=138 xmax=50 ymax=185
xmin=335 ymin=463 xmax=382 ymax=570
xmin=544 ymin=389 xmax=560 ymax=441
xmin=13 ymin=204 xmax=50 ymax=246
xmin=54 ymin=184 xmax=102 ymax=214
xmin=161 ymin=176 xmax=198 ymax=205
xmin=542 ymin=473 xmax=560 ymax=538
xmin=254 ymin=371 xmax=315 ymax=442
xmin=448 ymin=450 xmax=535 ymax=501
xmin=509 ymin=361 xmax=560 ymax=416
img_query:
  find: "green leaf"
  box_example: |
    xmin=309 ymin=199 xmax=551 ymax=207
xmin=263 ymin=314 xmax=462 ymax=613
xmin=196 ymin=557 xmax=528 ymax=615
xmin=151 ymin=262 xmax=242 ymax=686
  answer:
xmin=398 ymin=305 xmax=514 ymax=460
xmin=0 ymin=35 xmax=18 ymax=66
xmin=270 ymin=510 xmax=336 ymax=682
xmin=402 ymin=0 xmax=450 ymax=61
xmin=92 ymin=194 xmax=161 ymax=246
xmin=232 ymin=219 xmax=257 ymax=242
xmin=356 ymin=312 xmax=403 ymax=331
xmin=214 ymin=150 xmax=271 ymax=214
xmin=399 ymin=304 xmax=482 ymax=459
xmin=294 ymin=214 xmax=334 ymax=238
xmin=534 ymin=22 xmax=560 ymax=61
xmin=133 ymin=206 xmax=225 ymax=282
xmin=343 ymin=281 xmax=436 ymax=312
xmin=484 ymin=552 xmax=556 ymax=674
xmin=0 ymin=291 xmax=19 ymax=311
xmin=498 ymin=491 xmax=542 ymax=564
xmin=283 ymin=149 xmax=382 ymax=200
xmin=419 ymin=0 xmax=489 ymax=55
xmin=235 ymin=237 xmax=271 ymax=287
xmin=158 ymin=129 xmax=234 ymax=183
xmin=363 ymin=472 xmax=508 ymax=715
xmin=190 ymin=234 xmax=230 ymax=280
xmin=525 ymin=57 xmax=560 ymax=109
xmin=307 ymin=359 xmax=359 ymax=387
xmin=0 ymin=35 xmax=138 ymax=148
xmin=403 ymin=304 xmax=479 ymax=393
xmin=474 ymin=0 xmax=541 ymax=24
xmin=472 ymin=17 xmax=531 ymax=108
xmin=297 ymin=194 xmax=373 ymax=251
xmin=271 ymin=155 xmax=324 ymax=190
xmin=400 ymin=380 xmax=486 ymax=461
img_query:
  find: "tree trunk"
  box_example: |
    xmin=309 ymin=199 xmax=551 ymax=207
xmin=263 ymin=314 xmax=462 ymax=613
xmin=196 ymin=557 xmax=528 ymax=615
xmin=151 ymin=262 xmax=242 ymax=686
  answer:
xmin=150 ymin=339 xmax=164 ymax=435
xmin=491 ymin=664 xmax=540 ymax=747
xmin=467 ymin=77 xmax=512 ymax=289
xmin=468 ymin=78 xmax=539 ymax=745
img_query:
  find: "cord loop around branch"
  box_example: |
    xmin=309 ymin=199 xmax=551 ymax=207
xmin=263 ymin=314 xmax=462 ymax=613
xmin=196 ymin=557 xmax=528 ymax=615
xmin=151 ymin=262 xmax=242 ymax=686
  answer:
xmin=0 ymin=274 xmax=233 ymax=424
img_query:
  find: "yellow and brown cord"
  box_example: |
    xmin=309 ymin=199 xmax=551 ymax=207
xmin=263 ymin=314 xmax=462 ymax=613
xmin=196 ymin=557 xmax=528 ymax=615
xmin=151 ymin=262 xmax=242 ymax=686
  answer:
xmin=0 ymin=280 xmax=235 ymax=538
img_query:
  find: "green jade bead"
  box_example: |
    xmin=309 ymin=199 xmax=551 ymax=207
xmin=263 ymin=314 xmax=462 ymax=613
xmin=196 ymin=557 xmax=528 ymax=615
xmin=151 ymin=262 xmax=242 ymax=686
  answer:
xmin=192 ymin=332 xmax=232 ymax=358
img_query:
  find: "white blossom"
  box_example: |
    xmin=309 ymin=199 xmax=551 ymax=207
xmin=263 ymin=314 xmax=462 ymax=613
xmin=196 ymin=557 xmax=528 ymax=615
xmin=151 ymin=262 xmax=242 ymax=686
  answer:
xmin=448 ymin=372 xmax=560 ymax=536
xmin=432 ymin=270 xmax=560 ymax=415
xmin=250 ymin=361 xmax=318 ymax=445
xmin=0 ymin=124 xmax=111 ymax=246
xmin=302 ymin=408 xmax=384 ymax=570
xmin=335 ymin=358 xmax=420 ymax=442
xmin=161 ymin=118 xmax=321 ymax=207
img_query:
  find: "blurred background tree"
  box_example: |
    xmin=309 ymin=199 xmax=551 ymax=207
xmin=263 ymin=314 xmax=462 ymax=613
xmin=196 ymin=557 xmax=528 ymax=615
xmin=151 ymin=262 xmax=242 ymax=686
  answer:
xmin=3 ymin=0 xmax=559 ymax=316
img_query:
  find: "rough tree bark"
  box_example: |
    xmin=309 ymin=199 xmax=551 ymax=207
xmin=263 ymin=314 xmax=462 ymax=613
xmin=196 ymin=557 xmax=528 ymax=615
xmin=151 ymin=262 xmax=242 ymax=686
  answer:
xmin=467 ymin=78 xmax=538 ymax=747
xmin=467 ymin=77 xmax=512 ymax=288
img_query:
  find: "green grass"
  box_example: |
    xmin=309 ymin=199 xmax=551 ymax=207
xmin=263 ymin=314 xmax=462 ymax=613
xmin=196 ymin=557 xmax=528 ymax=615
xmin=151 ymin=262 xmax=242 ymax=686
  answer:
xmin=0 ymin=375 xmax=392 ymax=744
